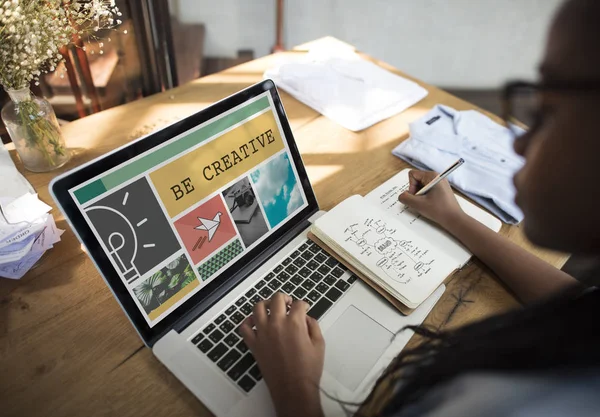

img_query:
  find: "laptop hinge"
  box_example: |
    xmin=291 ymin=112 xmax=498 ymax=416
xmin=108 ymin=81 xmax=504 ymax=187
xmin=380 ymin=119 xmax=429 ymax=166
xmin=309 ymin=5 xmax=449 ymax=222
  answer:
xmin=171 ymin=208 xmax=318 ymax=334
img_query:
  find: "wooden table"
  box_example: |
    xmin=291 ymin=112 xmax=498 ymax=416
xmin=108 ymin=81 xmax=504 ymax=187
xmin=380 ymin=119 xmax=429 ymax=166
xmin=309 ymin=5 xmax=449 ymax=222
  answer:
xmin=0 ymin=37 xmax=569 ymax=417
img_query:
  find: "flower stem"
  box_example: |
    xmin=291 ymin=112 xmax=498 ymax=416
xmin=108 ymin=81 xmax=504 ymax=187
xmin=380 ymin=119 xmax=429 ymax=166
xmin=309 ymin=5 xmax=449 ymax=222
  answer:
xmin=15 ymin=99 xmax=66 ymax=166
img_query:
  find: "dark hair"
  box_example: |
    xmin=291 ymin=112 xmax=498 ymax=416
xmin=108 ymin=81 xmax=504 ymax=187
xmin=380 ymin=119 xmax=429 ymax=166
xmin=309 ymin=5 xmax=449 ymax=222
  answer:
xmin=359 ymin=287 xmax=600 ymax=416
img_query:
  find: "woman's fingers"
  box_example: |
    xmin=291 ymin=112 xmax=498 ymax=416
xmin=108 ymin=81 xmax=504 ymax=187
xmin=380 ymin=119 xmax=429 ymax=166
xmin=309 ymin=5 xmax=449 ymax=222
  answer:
xmin=262 ymin=292 xmax=292 ymax=320
xmin=306 ymin=316 xmax=325 ymax=348
xmin=407 ymin=170 xmax=438 ymax=194
xmin=252 ymin=300 xmax=268 ymax=327
xmin=288 ymin=299 xmax=310 ymax=321
xmin=239 ymin=315 xmax=256 ymax=348
xmin=408 ymin=170 xmax=424 ymax=194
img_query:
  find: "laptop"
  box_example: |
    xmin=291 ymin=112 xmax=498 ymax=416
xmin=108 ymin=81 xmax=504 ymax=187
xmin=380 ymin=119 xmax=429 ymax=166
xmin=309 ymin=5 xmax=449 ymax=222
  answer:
xmin=50 ymin=80 xmax=444 ymax=417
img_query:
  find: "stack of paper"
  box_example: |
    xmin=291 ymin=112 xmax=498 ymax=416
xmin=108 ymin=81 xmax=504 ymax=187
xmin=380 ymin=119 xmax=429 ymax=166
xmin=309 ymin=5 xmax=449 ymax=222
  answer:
xmin=264 ymin=44 xmax=428 ymax=131
xmin=0 ymin=145 xmax=64 ymax=279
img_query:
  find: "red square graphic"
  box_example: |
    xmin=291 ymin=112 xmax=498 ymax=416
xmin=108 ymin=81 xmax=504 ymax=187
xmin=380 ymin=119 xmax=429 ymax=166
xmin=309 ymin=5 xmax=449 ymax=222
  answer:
xmin=174 ymin=195 xmax=238 ymax=265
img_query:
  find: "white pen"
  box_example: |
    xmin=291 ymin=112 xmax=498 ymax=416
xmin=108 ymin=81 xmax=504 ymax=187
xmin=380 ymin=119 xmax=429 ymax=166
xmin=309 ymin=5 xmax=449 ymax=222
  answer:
xmin=415 ymin=158 xmax=465 ymax=196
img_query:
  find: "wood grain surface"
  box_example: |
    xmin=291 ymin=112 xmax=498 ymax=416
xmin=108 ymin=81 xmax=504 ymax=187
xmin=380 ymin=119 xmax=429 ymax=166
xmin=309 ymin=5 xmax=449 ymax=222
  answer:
xmin=0 ymin=38 xmax=568 ymax=417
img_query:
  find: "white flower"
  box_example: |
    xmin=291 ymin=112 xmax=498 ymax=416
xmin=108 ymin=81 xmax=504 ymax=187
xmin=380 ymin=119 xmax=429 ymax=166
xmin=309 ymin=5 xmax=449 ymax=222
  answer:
xmin=0 ymin=0 xmax=121 ymax=89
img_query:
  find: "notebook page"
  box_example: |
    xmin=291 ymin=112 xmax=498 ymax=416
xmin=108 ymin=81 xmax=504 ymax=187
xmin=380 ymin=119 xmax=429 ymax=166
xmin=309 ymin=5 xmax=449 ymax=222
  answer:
xmin=365 ymin=169 xmax=502 ymax=268
xmin=313 ymin=195 xmax=457 ymax=306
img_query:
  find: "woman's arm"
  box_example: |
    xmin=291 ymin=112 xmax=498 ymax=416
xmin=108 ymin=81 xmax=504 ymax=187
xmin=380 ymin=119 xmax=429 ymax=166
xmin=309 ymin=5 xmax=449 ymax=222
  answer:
xmin=399 ymin=170 xmax=580 ymax=304
xmin=240 ymin=293 xmax=325 ymax=417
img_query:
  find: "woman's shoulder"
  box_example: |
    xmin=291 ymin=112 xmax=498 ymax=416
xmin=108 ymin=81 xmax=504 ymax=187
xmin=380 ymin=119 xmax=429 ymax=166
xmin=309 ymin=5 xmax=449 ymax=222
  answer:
xmin=396 ymin=368 xmax=600 ymax=417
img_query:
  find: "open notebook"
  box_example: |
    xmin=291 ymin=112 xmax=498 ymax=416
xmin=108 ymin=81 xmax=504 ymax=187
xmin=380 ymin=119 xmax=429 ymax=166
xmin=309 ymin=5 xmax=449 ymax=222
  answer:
xmin=309 ymin=169 xmax=502 ymax=312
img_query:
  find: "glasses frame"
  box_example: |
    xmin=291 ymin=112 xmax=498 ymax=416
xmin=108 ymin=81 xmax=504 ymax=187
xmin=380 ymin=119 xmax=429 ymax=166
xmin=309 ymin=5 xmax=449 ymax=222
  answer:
xmin=501 ymin=79 xmax=600 ymax=137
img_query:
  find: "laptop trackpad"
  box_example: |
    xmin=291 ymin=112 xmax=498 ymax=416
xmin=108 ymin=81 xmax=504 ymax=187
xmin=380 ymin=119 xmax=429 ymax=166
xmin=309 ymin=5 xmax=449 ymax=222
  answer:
xmin=324 ymin=305 xmax=393 ymax=391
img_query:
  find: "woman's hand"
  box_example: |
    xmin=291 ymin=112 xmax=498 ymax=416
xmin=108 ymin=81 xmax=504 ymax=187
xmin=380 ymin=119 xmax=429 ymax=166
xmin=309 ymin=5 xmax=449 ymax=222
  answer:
xmin=240 ymin=292 xmax=325 ymax=417
xmin=398 ymin=170 xmax=465 ymax=229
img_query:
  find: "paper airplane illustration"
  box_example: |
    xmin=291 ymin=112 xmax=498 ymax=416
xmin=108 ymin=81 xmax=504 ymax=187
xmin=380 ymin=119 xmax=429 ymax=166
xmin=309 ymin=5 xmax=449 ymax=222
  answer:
xmin=194 ymin=212 xmax=222 ymax=241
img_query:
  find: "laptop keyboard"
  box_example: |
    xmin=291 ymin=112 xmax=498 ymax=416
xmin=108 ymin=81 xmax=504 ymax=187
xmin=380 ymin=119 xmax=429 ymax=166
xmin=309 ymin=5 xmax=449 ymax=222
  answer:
xmin=188 ymin=239 xmax=357 ymax=394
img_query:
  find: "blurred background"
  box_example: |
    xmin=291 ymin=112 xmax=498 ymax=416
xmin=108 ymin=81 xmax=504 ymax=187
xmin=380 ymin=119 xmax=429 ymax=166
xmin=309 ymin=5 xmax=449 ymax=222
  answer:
xmin=175 ymin=0 xmax=560 ymax=88
xmin=173 ymin=0 xmax=564 ymax=115
xmin=0 ymin=0 xmax=564 ymax=145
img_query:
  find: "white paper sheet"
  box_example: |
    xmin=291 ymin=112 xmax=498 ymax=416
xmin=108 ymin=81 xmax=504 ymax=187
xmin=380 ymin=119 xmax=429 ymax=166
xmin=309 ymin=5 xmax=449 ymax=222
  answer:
xmin=265 ymin=50 xmax=428 ymax=131
xmin=0 ymin=214 xmax=49 ymax=249
xmin=0 ymin=145 xmax=63 ymax=279
xmin=0 ymin=193 xmax=52 ymax=224
xmin=0 ymin=232 xmax=39 ymax=263
xmin=0 ymin=214 xmax=62 ymax=279
xmin=0 ymin=143 xmax=34 ymax=196
xmin=0 ymin=250 xmax=46 ymax=279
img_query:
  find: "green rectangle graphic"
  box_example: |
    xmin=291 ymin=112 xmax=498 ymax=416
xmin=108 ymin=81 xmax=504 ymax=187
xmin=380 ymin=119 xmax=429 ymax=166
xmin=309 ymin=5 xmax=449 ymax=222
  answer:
xmin=198 ymin=239 xmax=244 ymax=281
xmin=73 ymin=179 xmax=107 ymax=205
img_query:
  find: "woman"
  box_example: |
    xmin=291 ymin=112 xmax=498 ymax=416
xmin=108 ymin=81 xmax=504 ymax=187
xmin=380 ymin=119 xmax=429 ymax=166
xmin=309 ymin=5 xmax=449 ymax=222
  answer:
xmin=239 ymin=0 xmax=600 ymax=415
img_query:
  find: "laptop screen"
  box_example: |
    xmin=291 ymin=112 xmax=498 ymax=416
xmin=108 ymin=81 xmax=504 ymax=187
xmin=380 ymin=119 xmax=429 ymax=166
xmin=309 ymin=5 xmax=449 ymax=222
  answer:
xmin=68 ymin=92 xmax=309 ymax=328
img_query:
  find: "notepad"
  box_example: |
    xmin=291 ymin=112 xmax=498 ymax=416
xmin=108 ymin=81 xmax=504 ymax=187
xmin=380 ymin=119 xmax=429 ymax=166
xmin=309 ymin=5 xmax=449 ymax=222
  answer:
xmin=309 ymin=169 xmax=501 ymax=312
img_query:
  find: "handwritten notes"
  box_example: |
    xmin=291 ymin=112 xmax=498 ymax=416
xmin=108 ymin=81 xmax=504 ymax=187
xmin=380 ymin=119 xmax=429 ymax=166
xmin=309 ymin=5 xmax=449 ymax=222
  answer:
xmin=343 ymin=217 xmax=435 ymax=285
xmin=313 ymin=195 xmax=457 ymax=306
xmin=365 ymin=169 xmax=502 ymax=269
xmin=311 ymin=170 xmax=502 ymax=308
xmin=374 ymin=182 xmax=423 ymax=225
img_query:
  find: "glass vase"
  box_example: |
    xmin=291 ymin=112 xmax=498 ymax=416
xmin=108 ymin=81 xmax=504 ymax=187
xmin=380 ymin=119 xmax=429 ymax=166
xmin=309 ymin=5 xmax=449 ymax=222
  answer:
xmin=1 ymin=88 xmax=70 ymax=172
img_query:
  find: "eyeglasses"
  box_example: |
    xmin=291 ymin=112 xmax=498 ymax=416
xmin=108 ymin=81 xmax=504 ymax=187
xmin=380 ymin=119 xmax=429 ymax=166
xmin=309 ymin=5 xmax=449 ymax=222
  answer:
xmin=501 ymin=80 xmax=600 ymax=138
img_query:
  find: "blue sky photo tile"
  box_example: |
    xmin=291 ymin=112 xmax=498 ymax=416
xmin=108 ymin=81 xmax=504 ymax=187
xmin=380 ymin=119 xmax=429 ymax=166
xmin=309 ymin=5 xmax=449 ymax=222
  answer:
xmin=250 ymin=152 xmax=304 ymax=229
